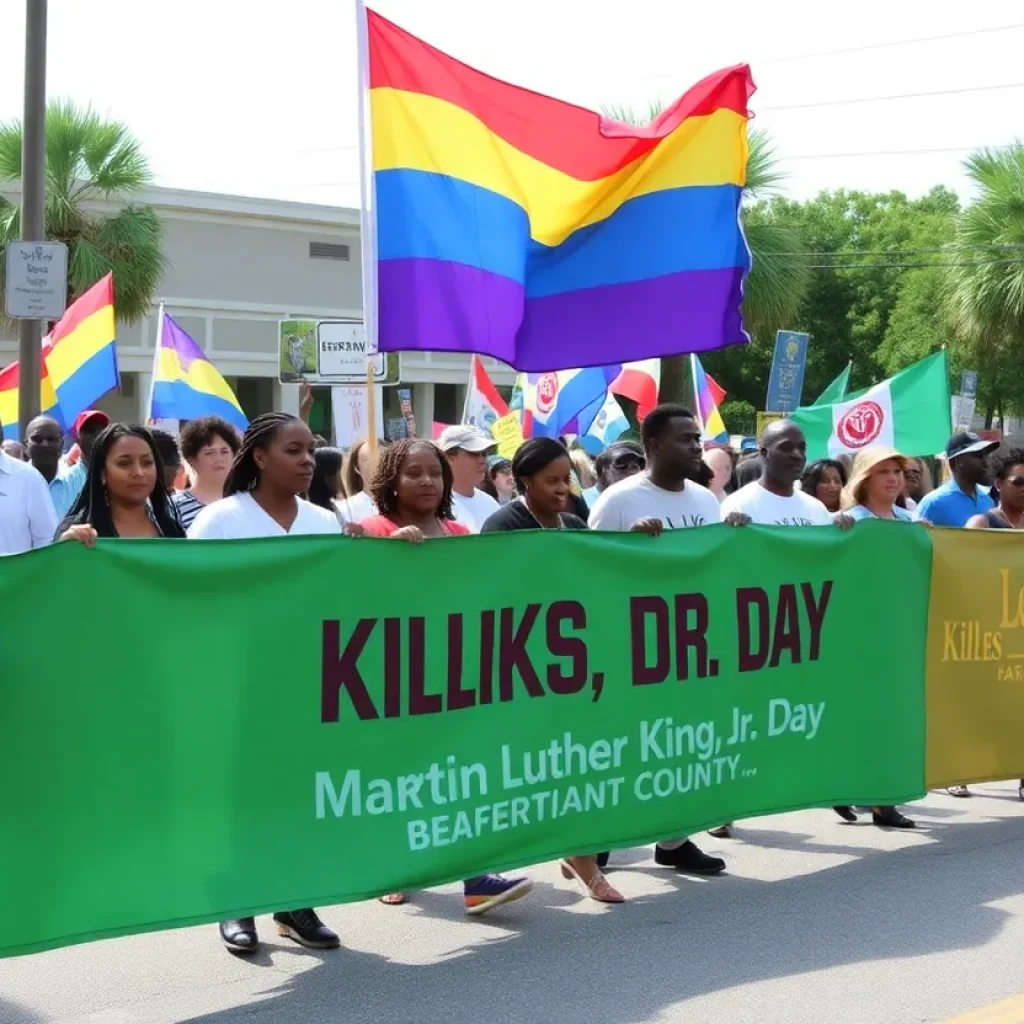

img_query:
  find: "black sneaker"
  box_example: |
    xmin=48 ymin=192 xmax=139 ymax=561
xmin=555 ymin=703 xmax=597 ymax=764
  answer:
xmin=872 ymin=806 xmax=915 ymax=829
xmin=833 ymin=805 xmax=858 ymax=822
xmin=273 ymin=908 xmax=340 ymax=949
xmin=219 ymin=917 xmax=258 ymax=953
xmin=655 ymin=840 xmax=725 ymax=875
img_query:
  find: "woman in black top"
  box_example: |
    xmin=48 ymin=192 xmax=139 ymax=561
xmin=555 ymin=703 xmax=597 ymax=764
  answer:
xmin=481 ymin=438 xmax=624 ymax=904
xmin=57 ymin=423 xmax=185 ymax=543
xmin=481 ymin=438 xmax=589 ymax=532
xmin=967 ymin=447 xmax=1024 ymax=531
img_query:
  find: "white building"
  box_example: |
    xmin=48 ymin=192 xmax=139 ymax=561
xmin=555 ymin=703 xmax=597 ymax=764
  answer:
xmin=0 ymin=185 xmax=516 ymax=438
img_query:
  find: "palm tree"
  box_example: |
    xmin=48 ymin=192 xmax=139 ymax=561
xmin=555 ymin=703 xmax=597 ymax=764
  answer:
xmin=0 ymin=100 xmax=165 ymax=322
xmin=603 ymin=102 xmax=809 ymax=404
xmin=946 ymin=144 xmax=1024 ymax=425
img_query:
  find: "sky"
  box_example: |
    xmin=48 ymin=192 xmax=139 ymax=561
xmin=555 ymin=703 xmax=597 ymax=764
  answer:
xmin=1 ymin=0 xmax=1023 ymax=209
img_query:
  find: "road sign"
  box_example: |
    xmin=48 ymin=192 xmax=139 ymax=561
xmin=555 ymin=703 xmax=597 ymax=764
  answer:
xmin=4 ymin=241 xmax=68 ymax=320
xmin=278 ymin=319 xmax=400 ymax=385
xmin=765 ymin=330 xmax=810 ymax=413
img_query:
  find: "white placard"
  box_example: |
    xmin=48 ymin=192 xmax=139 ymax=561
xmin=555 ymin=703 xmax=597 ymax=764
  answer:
xmin=332 ymin=385 xmax=384 ymax=448
xmin=5 ymin=241 xmax=69 ymax=320
xmin=318 ymin=321 xmax=386 ymax=381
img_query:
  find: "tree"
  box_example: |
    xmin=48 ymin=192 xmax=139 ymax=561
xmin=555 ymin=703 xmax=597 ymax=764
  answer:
xmin=604 ymin=99 xmax=810 ymax=408
xmin=0 ymin=100 xmax=165 ymax=322
xmin=946 ymin=145 xmax=1024 ymax=423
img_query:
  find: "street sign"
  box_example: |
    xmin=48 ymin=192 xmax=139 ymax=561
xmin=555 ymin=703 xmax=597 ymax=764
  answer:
xmin=765 ymin=330 xmax=810 ymax=413
xmin=278 ymin=319 xmax=399 ymax=385
xmin=955 ymin=369 xmax=979 ymax=430
xmin=4 ymin=241 xmax=68 ymax=320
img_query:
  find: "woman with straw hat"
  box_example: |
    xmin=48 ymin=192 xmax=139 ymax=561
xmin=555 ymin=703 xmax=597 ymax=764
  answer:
xmin=832 ymin=446 xmax=918 ymax=828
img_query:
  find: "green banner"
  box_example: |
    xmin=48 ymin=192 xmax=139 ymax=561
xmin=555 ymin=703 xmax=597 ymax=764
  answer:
xmin=0 ymin=524 xmax=930 ymax=958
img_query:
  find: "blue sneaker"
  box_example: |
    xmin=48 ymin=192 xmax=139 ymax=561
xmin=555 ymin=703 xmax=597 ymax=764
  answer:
xmin=463 ymin=874 xmax=532 ymax=915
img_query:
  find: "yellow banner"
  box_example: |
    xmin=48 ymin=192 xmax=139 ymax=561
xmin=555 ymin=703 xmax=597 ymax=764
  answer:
xmin=926 ymin=530 xmax=1024 ymax=787
xmin=489 ymin=411 xmax=524 ymax=459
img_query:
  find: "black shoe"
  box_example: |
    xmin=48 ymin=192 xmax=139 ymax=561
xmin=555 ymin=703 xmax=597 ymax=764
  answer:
xmin=872 ymin=806 xmax=915 ymax=829
xmin=833 ymin=805 xmax=857 ymax=822
xmin=596 ymin=852 xmax=610 ymax=869
xmin=655 ymin=840 xmax=725 ymax=875
xmin=219 ymin=917 xmax=258 ymax=953
xmin=273 ymin=908 xmax=340 ymax=949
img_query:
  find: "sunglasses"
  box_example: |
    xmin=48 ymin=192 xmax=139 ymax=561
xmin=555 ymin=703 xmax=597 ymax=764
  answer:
xmin=611 ymin=455 xmax=645 ymax=470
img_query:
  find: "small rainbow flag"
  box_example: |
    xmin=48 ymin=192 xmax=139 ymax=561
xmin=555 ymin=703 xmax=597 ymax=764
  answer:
xmin=148 ymin=308 xmax=247 ymax=431
xmin=0 ymin=273 xmax=118 ymax=436
xmin=692 ymin=354 xmax=728 ymax=445
xmin=362 ymin=7 xmax=753 ymax=372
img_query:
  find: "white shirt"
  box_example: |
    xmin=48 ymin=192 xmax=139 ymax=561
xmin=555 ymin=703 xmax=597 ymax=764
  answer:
xmin=0 ymin=450 xmax=57 ymax=554
xmin=451 ymin=488 xmax=501 ymax=533
xmin=334 ymin=490 xmax=376 ymax=525
xmin=721 ymin=481 xmax=833 ymax=526
xmin=589 ymin=472 xmax=722 ymax=531
xmin=187 ymin=491 xmax=341 ymax=539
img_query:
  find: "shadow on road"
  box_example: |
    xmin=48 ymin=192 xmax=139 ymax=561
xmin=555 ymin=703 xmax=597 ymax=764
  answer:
xmin=1 ymin=997 xmax=43 ymax=1024
xmin=176 ymin=811 xmax=1024 ymax=1024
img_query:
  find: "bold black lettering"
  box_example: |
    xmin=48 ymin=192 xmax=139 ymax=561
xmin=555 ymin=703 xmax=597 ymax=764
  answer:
xmin=321 ymin=618 xmax=379 ymax=722
xmin=673 ymin=593 xmax=709 ymax=680
xmin=408 ymin=616 xmax=441 ymax=715
xmin=446 ymin=613 xmax=475 ymax=711
xmin=801 ymin=581 xmax=833 ymax=661
xmin=545 ymin=600 xmax=588 ymax=695
xmin=499 ymin=604 xmax=544 ymax=701
xmin=630 ymin=596 xmax=669 ymax=686
xmin=769 ymin=584 xmax=801 ymax=668
xmin=384 ymin=617 xmax=402 ymax=717
xmin=736 ymin=588 xmax=770 ymax=672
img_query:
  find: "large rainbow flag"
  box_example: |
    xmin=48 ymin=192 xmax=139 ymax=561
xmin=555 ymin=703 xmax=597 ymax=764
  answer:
xmin=0 ymin=274 xmax=118 ymax=436
xmin=363 ymin=9 xmax=753 ymax=372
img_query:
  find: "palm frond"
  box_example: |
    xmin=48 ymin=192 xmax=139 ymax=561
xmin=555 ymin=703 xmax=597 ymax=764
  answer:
xmin=0 ymin=101 xmax=161 ymax=323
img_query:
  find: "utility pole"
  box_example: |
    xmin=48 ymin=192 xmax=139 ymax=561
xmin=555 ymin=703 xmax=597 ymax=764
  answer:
xmin=17 ymin=0 xmax=47 ymax=431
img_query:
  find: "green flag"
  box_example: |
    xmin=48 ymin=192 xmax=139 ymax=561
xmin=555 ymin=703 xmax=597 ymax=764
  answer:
xmin=812 ymin=362 xmax=851 ymax=406
xmin=792 ymin=351 xmax=951 ymax=460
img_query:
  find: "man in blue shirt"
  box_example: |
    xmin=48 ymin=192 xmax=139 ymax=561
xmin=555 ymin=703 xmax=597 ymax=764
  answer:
xmin=914 ymin=432 xmax=999 ymax=528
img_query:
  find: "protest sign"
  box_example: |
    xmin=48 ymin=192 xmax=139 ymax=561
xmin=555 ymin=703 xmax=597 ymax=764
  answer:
xmin=0 ymin=524 xmax=932 ymax=958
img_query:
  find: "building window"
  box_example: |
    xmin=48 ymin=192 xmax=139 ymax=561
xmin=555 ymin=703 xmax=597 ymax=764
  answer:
xmin=309 ymin=242 xmax=350 ymax=261
xmin=433 ymin=383 xmax=459 ymax=425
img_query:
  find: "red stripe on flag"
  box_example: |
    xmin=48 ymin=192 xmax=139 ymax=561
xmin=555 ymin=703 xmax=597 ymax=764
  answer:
xmin=472 ymin=356 xmax=509 ymax=417
xmin=706 ymin=373 xmax=727 ymax=408
xmin=611 ymin=366 xmax=659 ymax=421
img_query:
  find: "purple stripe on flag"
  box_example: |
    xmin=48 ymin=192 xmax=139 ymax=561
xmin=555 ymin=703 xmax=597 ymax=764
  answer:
xmin=377 ymin=259 xmax=747 ymax=371
xmin=161 ymin=314 xmax=206 ymax=372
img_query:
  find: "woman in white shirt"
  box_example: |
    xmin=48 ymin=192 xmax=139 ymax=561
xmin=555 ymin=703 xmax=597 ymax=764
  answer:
xmin=189 ymin=412 xmax=358 ymax=954
xmin=335 ymin=438 xmax=378 ymax=524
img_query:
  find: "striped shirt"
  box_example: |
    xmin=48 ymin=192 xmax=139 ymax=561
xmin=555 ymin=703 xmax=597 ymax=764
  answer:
xmin=171 ymin=490 xmax=206 ymax=529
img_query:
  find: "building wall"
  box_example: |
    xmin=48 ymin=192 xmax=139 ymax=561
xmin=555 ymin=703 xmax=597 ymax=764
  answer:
xmin=0 ymin=185 xmax=514 ymax=439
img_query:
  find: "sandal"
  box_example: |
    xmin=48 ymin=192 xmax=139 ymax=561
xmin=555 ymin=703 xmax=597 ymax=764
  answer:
xmin=560 ymin=859 xmax=625 ymax=903
xmin=377 ymin=892 xmax=407 ymax=906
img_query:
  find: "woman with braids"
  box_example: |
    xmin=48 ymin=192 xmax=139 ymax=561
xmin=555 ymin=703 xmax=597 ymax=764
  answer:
xmin=481 ymin=438 xmax=626 ymax=903
xmin=360 ymin=439 xmax=535 ymax=914
xmin=57 ymin=423 xmax=185 ymax=544
xmin=189 ymin=413 xmax=355 ymax=954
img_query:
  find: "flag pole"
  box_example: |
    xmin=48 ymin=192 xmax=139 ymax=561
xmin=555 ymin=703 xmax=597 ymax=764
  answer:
xmin=146 ymin=301 xmax=164 ymax=426
xmin=355 ymin=0 xmax=378 ymax=462
xmin=689 ymin=353 xmax=706 ymax=441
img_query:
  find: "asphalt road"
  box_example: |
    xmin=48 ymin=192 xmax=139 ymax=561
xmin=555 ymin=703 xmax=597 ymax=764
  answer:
xmin=5 ymin=783 xmax=1024 ymax=1024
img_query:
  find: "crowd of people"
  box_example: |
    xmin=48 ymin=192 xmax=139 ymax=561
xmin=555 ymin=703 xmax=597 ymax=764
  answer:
xmin=0 ymin=399 xmax=1018 ymax=954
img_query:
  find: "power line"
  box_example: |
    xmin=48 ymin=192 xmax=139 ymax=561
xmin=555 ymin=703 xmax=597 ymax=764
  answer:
xmin=762 ymin=80 xmax=1024 ymax=112
xmin=759 ymin=21 xmax=1024 ymax=66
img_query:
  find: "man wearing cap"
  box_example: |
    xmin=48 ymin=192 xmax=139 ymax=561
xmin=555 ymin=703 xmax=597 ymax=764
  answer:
xmin=33 ymin=409 xmax=110 ymax=520
xmin=438 ymin=424 xmax=501 ymax=533
xmin=913 ymin=431 xmax=1000 ymax=528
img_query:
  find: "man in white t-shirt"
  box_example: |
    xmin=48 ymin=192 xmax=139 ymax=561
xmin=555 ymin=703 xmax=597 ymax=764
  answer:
xmin=719 ymin=417 xmax=857 ymax=832
xmin=722 ymin=419 xmax=837 ymax=526
xmin=438 ymin=424 xmax=501 ymax=533
xmin=590 ymin=403 xmax=726 ymax=877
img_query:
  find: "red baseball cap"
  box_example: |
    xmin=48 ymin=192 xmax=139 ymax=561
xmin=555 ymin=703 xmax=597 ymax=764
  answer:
xmin=72 ymin=409 xmax=110 ymax=436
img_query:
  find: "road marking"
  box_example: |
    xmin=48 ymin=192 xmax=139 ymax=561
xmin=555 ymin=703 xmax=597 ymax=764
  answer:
xmin=946 ymin=994 xmax=1024 ymax=1022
